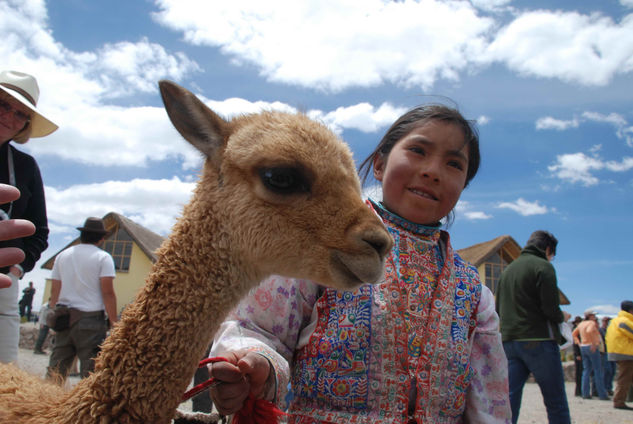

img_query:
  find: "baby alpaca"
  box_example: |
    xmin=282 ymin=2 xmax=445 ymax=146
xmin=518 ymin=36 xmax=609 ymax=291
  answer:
xmin=0 ymin=80 xmax=392 ymax=423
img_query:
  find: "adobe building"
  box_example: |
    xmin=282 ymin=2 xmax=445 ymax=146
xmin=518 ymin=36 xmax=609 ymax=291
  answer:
xmin=40 ymin=212 xmax=165 ymax=315
xmin=457 ymin=235 xmax=570 ymax=305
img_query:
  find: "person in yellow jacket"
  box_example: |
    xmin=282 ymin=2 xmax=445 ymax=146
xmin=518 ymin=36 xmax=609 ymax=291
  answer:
xmin=605 ymin=300 xmax=633 ymax=410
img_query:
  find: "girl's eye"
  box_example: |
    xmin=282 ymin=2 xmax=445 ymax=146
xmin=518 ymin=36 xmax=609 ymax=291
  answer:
xmin=258 ymin=167 xmax=311 ymax=195
xmin=448 ymin=160 xmax=464 ymax=171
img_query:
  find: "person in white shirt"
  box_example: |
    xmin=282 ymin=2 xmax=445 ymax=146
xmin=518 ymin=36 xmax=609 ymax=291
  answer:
xmin=47 ymin=217 xmax=117 ymax=380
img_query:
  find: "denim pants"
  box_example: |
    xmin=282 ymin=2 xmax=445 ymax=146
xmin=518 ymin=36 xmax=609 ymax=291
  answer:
xmin=580 ymin=345 xmax=607 ymax=399
xmin=503 ymin=340 xmax=571 ymax=424
xmin=603 ymin=355 xmax=615 ymax=392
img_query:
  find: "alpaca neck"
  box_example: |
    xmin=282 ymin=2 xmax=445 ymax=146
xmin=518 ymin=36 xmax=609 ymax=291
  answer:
xmin=60 ymin=210 xmax=259 ymax=423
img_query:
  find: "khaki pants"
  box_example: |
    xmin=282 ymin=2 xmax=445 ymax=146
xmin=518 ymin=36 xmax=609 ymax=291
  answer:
xmin=613 ymin=360 xmax=633 ymax=407
xmin=47 ymin=311 xmax=107 ymax=381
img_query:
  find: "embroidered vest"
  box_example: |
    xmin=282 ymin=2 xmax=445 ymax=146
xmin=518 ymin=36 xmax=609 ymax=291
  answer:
xmin=289 ymin=202 xmax=482 ymax=423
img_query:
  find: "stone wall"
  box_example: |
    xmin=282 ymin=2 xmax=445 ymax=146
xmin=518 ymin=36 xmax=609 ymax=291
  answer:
xmin=19 ymin=323 xmax=54 ymax=351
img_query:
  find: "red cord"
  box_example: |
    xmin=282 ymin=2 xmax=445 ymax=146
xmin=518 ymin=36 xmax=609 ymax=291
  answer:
xmin=181 ymin=356 xmax=287 ymax=424
xmin=181 ymin=356 xmax=229 ymax=401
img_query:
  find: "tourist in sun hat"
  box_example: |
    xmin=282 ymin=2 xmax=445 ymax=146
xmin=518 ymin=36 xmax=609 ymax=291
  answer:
xmin=0 ymin=70 xmax=58 ymax=363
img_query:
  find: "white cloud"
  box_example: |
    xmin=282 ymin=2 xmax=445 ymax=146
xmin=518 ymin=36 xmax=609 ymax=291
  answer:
xmin=536 ymin=111 xmax=633 ymax=147
xmin=1 ymin=1 xmax=199 ymax=101
xmin=470 ymin=0 xmax=513 ymax=13
xmin=485 ymin=10 xmax=633 ymax=86
xmin=85 ymin=38 xmax=200 ymax=98
xmin=463 ymin=211 xmax=493 ymax=220
xmin=23 ymin=91 xmax=400 ymax=169
xmin=477 ymin=115 xmax=490 ymax=126
xmin=311 ymin=103 xmax=407 ymax=135
xmin=582 ymin=111 xmax=633 ymax=147
xmin=154 ymin=0 xmax=493 ymax=91
xmin=536 ymin=116 xmax=579 ymax=131
xmin=496 ymin=198 xmax=550 ymax=216
xmin=589 ymin=304 xmax=621 ymax=317
xmin=45 ymin=177 xmax=196 ymax=237
xmin=622 ymin=0 xmax=633 ymax=9
xmin=456 ymin=200 xmax=492 ymax=220
xmin=548 ymin=152 xmax=633 ymax=186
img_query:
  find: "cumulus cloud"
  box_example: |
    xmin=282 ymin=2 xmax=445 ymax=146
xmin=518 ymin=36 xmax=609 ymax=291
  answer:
xmin=496 ymin=198 xmax=550 ymax=216
xmin=153 ymin=0 xmax=493 ymax=91
xmin=536 ymin=116 xmax=579 ymax=131
xmin=589 ymin=304 xmax=621 ymax=317
xmin=582 ymin=111 xmax=633 ymax=147
xmin=1 ymin=1 xmax=199 ymax=100
xmin=622 ymin=1 xmax=633 ymax=8
xmin=456 ymin=200 xmax=492 ymax=220
xmin=548 ymin=152 xmax=633 ymax=186
xmin=536 ymin=111 xmax=633 ymax=147
xmin=484 ymin=10 xmax=633 ymax=86
xmin=310 ymin=103 xmax=407 ymax=135
xmin=470 ymin=0 xmax=513 ymax=13
xmin=45 ymin=177 xmax=196 ymax=236
xmin=153 ymin=1 xmax=633 ymax=90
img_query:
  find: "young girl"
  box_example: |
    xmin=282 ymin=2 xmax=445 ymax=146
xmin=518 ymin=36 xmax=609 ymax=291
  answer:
xmin=207 ymin=105 xmax=511 ymax=423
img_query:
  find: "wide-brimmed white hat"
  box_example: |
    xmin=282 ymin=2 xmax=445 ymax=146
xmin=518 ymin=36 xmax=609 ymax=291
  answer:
xmin=0 ymin=70 xmax=58 ymax=140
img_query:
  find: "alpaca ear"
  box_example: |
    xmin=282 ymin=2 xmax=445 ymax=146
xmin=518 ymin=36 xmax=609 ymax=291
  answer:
xmin=159 ymin=80 xmax=228 ymax=170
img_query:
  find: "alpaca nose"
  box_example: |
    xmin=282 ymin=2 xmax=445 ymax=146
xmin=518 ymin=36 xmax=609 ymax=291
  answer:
xmin=362 ymin=227 xmax=393 ymax=260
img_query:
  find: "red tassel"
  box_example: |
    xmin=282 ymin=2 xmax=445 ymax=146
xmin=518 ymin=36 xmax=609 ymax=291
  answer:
xmin=231 ymin=395 xmax=287 ymax=424
xmin=182 ymin=357 xmax=287 ymax=424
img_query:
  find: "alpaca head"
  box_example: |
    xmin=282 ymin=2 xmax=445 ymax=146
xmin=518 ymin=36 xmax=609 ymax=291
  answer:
xmin=159 ymin=81 xmax=392 ymax=290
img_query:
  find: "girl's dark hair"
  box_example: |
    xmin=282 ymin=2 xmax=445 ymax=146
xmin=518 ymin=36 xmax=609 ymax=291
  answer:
xmin=358 ymin=104 xmax=480 ymax=188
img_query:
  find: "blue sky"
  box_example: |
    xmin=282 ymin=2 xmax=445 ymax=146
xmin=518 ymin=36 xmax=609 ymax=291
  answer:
xmin=3 ymin=0 xmax=632 ymax=318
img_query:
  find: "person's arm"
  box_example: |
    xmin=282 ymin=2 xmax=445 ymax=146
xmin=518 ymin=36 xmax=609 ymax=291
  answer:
xmin=537 ymin=264 xmax=564 ymax=324
xmin=18 ymin=159 xmax=49 ymax=273
xmin=209 ymin=276 xmax=320 ymax=412
xmin=49 ymin=279 xmax=61 ymax=308
xmin=572 ymin=326 xmax=581 ymax=345
xmin=465 ymin=285 xmax=512 ymax=423
xmin=100 ymin=276 xmax=117 ymax=326
xmin=617 ymin=319 xmax=633 ymax=340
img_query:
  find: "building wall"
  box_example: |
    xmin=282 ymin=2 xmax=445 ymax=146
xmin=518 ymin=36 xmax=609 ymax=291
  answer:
xmin=112 ymin=243 xmax=154 ymax=313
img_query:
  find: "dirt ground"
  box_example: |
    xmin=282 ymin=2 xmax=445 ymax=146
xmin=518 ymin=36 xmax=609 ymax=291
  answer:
xmin=15 ymin=348 xmax=633 ymax=423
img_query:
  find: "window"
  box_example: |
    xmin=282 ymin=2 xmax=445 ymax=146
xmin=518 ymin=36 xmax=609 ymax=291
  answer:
xmin=102 ymin=225 xmax=133 ymax=272
xmin=484 ymin=251 xmax=512 ymax=294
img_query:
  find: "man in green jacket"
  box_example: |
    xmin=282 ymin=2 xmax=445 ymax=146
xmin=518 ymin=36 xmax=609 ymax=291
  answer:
xmin=496 ymin=230 xmax=570 ymax=424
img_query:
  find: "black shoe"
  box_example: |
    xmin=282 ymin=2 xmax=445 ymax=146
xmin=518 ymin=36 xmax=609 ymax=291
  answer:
xmin=582 ymin=396 xmax=592 ymax=400
xmin=608 ymin=390 xmax=614 ymax=396
xmin=33 ymin=350 xmax=46 ymax=355
xmin=614 ymin=404 xmax=633 ymax=410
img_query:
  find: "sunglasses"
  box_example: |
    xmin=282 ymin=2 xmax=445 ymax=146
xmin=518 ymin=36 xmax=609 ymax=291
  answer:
xmin=0 ymin=98 xmax=31 ymax=122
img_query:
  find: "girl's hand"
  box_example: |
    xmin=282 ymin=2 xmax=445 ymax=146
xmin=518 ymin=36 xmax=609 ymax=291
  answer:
xmin=208 ymin=350 xmax=272 ymax=416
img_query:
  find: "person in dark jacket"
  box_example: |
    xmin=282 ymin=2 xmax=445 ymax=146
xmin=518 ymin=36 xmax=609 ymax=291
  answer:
xmin=496 ymin=230 xmax=571 ymax=424
xmin=0 ymin=70 xmax=57 ymax=363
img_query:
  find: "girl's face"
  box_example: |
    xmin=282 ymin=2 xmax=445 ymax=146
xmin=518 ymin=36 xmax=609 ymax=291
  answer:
xmin=0 ymin=93 xmax=30 ymax=143
xmin=373 ymin=120 xmax=469 ymax=225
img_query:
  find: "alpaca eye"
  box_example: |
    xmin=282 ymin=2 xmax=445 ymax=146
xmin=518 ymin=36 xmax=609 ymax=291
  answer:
xmin=259 ymin=167 xmax=310 ymax=195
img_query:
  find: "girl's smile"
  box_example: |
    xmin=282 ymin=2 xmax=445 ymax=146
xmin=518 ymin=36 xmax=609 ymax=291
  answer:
xmin=373 ymin=120 xmax=469 ymax=226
